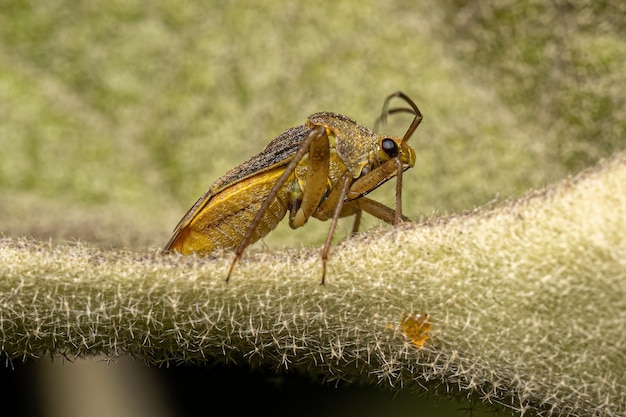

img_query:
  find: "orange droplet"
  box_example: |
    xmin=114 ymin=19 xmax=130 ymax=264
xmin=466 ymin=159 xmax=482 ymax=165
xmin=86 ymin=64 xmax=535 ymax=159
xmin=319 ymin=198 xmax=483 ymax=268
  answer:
xmin=401 ymin=312 xmax=431 ymax=347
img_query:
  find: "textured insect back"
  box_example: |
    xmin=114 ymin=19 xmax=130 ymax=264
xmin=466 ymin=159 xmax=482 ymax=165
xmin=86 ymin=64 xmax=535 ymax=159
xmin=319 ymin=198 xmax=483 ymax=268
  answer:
xmin=308 ymin=112 xmax=378 ymax=179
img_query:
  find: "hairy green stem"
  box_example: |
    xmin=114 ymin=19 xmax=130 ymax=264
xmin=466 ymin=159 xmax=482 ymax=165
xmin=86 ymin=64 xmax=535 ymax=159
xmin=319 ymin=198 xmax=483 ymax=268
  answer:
xmin=1 ymin=153 xmax=625 ymax=417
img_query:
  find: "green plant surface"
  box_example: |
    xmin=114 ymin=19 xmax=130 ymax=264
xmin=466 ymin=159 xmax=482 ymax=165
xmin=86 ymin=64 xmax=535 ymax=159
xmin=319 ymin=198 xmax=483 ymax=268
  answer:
xmin=2 ymin=152 xmax=625 ymax=417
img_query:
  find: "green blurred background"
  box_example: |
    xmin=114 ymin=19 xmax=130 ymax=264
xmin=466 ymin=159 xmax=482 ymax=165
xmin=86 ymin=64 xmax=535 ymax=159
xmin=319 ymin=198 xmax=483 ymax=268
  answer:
xmin=1 ymin=0 xmax=624 ymax=416
xmin=2 ymin=0 xmax=623 ymax=251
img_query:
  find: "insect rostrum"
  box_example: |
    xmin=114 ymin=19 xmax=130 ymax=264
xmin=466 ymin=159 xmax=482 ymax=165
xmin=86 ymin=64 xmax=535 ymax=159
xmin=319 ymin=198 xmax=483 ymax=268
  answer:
xmin=164 ymin=91 xmax=422 ymax=284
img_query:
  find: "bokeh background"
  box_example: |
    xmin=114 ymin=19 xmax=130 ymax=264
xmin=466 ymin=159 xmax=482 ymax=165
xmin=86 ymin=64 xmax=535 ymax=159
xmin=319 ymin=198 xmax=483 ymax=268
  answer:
xmin=1 ymin=1 xmax=624 ymax=416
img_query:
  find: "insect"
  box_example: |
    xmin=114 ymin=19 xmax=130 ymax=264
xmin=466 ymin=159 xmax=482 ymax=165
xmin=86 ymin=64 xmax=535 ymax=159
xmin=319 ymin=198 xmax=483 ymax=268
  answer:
xmin=164 ymin=91 xmax=422 ymax=284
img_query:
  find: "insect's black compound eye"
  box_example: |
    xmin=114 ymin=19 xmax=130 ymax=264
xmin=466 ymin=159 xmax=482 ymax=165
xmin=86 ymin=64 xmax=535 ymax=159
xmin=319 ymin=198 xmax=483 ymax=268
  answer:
xmin=381 ymin=138 xmax=399 ymax=158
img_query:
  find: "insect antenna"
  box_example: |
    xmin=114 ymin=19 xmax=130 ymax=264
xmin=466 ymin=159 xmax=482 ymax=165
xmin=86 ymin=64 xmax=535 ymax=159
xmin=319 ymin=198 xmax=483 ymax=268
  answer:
xmin=374 ymin=92 xmax=423 ymax=224
xmin=374 ymin=91 xmax=423 ymax=145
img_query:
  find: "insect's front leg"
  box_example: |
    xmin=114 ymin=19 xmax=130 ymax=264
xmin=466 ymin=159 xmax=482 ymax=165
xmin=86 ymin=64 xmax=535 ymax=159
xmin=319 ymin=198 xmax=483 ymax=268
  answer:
xmin=347 ymin=157 xmax=406 ymax=224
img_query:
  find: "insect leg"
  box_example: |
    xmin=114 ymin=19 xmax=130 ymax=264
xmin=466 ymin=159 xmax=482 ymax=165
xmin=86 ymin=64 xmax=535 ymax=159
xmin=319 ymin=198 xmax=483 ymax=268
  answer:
xmin=320 ymin=172 xmax=353 ymax=285
xmin=394 ymin=157 xmax=404 ymax=224
xmin=290 ymin=128 xmax=330 ymax=228
xmin=346 ymin=157 xmax=409 ymax=225
xmin=347 ymin=197 xmax=410 ymax=225
xmin=225 ymin=125 xmax=328 ymax=282
xmin=350 ymin=208 xmax=362 ymax=235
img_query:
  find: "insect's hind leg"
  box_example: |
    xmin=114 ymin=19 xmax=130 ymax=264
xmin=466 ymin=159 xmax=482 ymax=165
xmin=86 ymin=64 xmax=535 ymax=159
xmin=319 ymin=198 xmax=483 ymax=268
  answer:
xmin=225 ymin=125 xmax=328 ymax=282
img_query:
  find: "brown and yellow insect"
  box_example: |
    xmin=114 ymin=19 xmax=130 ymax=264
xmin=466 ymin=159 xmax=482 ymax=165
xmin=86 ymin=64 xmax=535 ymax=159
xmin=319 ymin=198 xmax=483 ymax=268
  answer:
xmin=164 ymin=91 xmax=422 ymax=284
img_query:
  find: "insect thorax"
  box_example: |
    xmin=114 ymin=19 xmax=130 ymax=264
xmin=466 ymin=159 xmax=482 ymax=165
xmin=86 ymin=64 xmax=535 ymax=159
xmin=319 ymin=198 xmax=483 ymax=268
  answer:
xmin=307 ymin=112 xmax=380 ymax=178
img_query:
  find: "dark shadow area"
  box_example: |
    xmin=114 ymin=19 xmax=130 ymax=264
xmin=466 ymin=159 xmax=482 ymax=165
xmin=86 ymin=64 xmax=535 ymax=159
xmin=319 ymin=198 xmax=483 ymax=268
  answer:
xmin=1 ymin=361 xmax=42 ymax=417
xmin=2 ymin=358 xmax=497 ymax=417
xmin=150 ymin=361 xmax=493 ymax=417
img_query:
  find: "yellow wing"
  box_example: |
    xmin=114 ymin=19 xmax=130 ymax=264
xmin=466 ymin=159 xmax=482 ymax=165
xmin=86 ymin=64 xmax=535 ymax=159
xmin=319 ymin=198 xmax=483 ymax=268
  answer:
xmin=165 ymin=167 xmax=293 ymax=255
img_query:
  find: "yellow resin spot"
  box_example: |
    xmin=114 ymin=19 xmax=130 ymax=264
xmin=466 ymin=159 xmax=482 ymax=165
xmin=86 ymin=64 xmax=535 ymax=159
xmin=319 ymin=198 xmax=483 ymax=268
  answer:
xmin=400 ymin=312 xmax=431 ymax=348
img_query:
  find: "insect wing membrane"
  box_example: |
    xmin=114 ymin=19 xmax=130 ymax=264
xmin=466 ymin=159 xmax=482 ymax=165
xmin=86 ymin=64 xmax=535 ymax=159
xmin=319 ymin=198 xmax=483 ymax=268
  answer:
xmin=165 ymin=125 xmax=314 ymax=254
xmin=166 ymin=166 xmax=292 ymax=255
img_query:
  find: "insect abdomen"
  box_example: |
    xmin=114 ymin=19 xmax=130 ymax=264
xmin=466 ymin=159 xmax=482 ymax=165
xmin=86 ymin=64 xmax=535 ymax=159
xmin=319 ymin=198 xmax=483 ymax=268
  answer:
xmin=167 ymin=167 xmax=293 ymax=255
